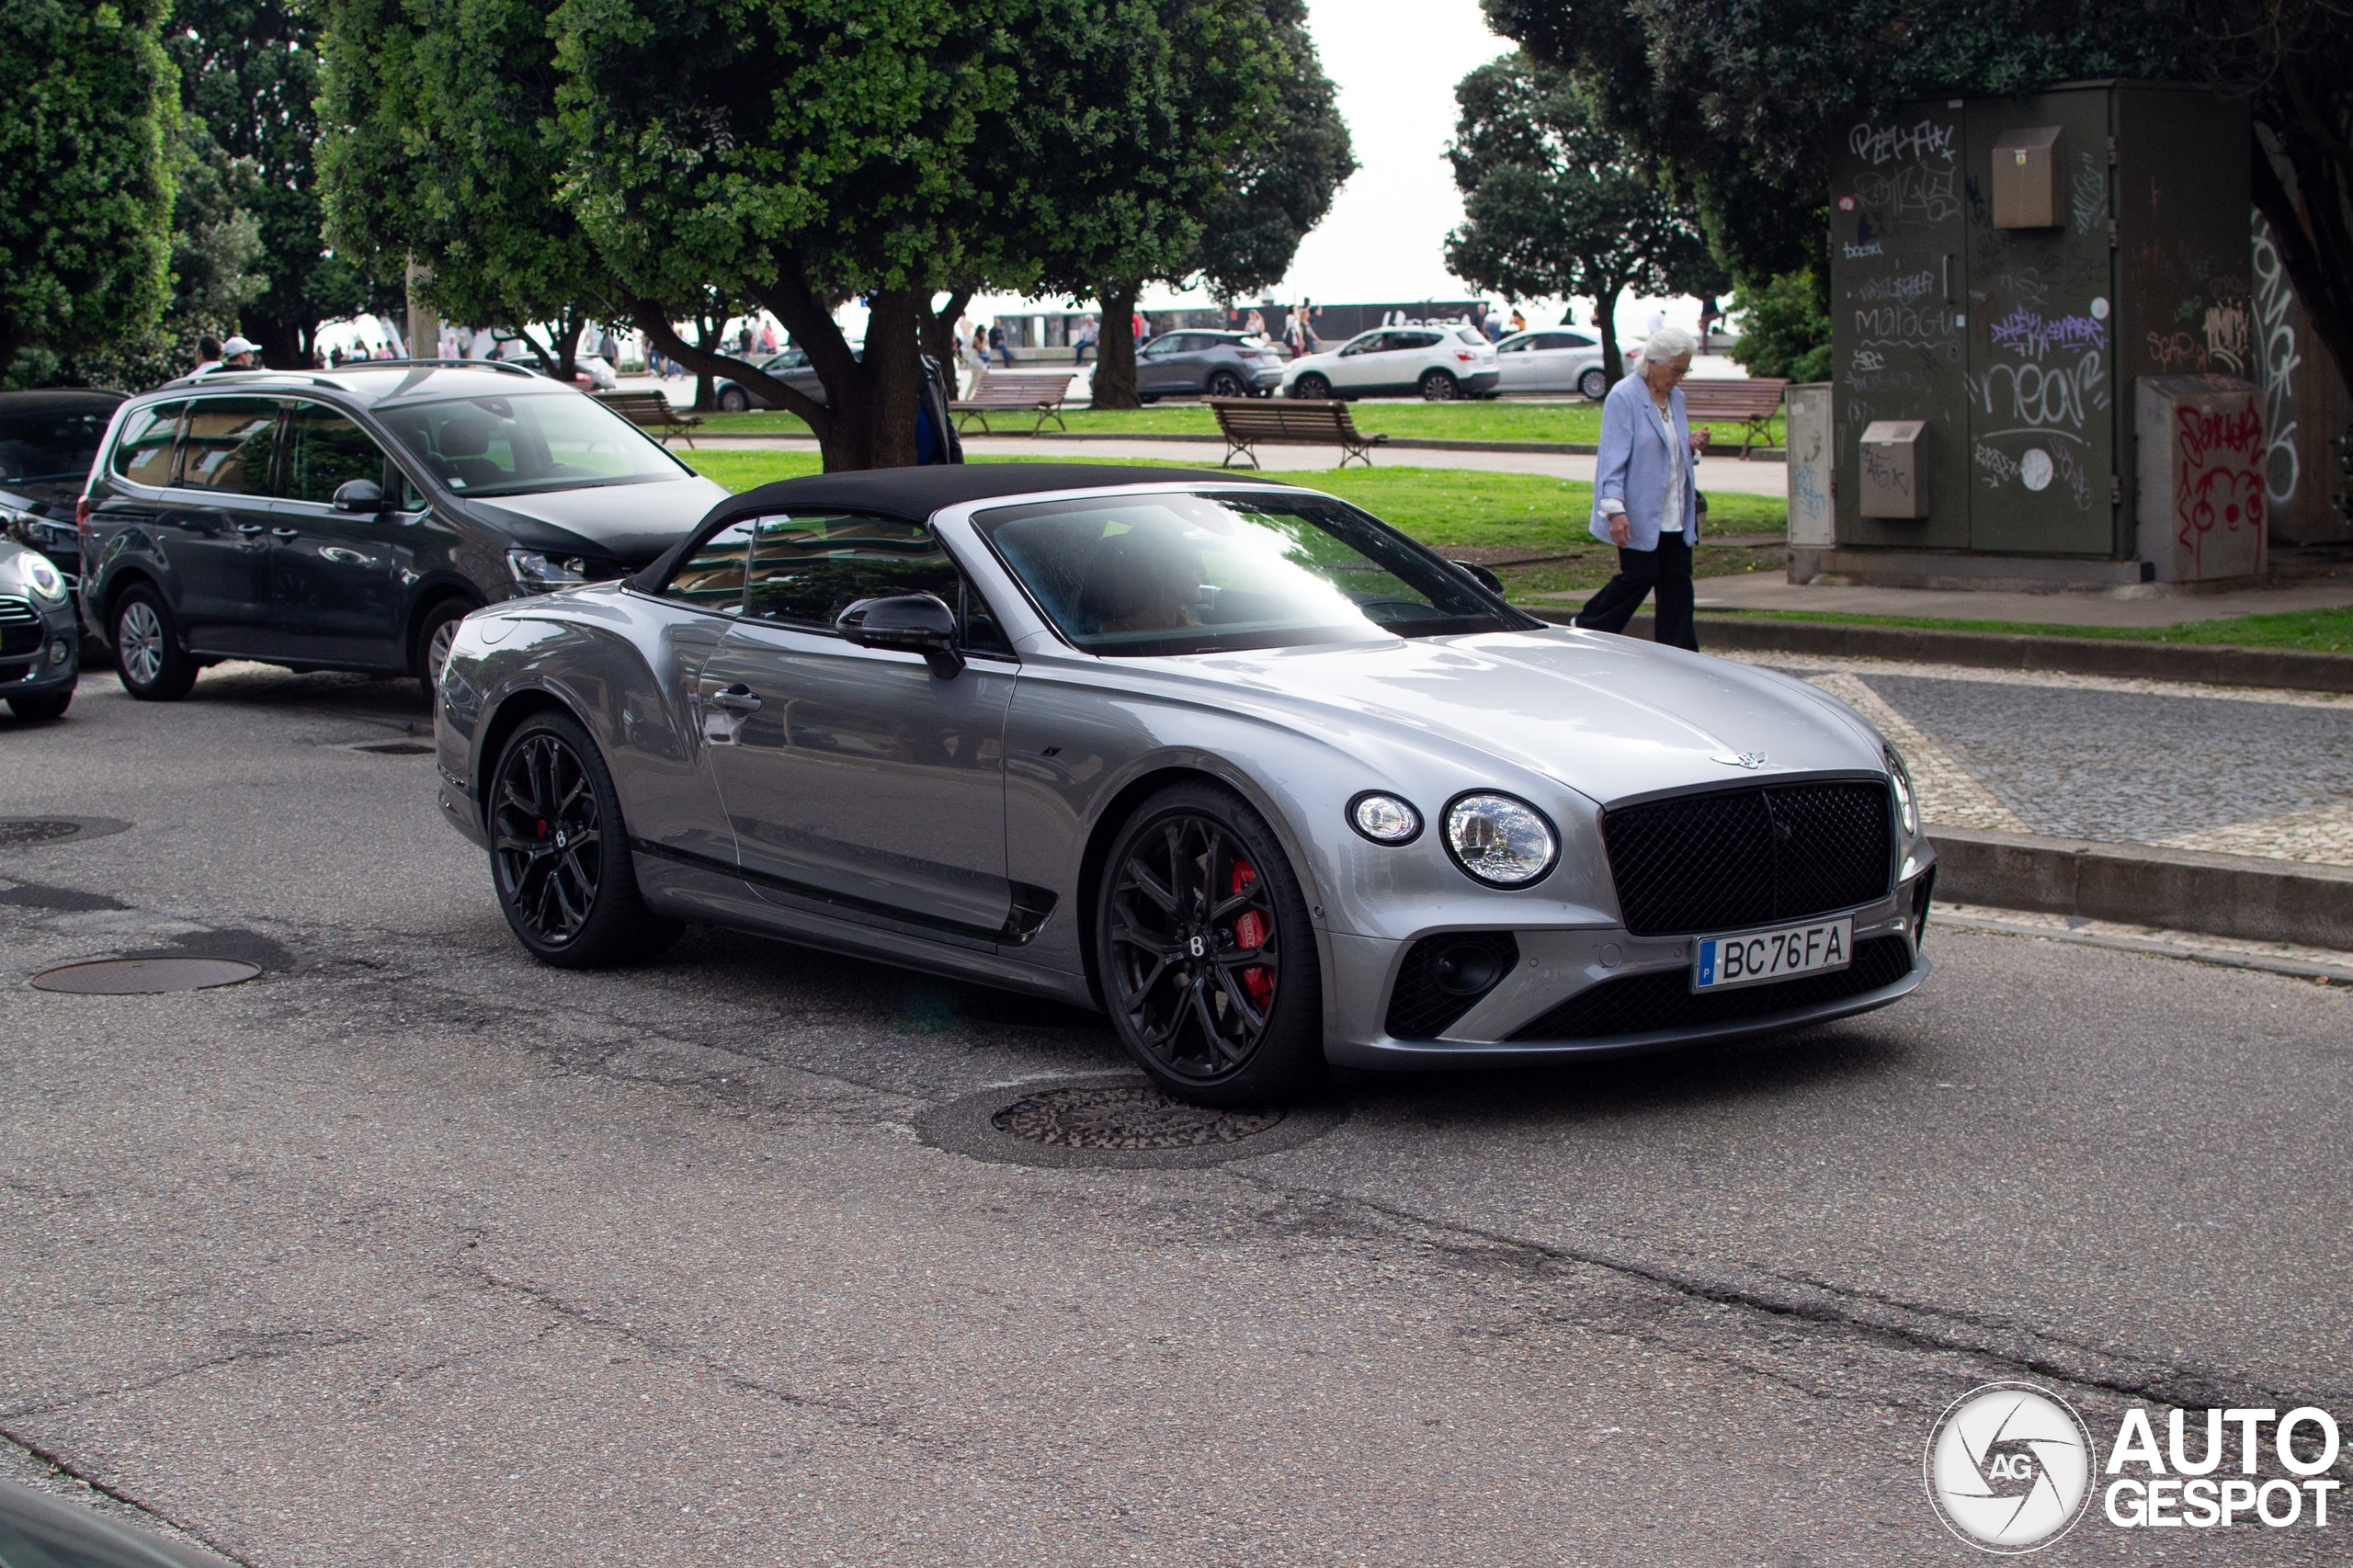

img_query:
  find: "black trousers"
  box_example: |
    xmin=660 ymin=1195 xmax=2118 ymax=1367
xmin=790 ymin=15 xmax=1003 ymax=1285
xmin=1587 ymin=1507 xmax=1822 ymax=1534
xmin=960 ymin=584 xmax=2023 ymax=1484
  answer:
xmin=1574 ymin=531 xmax=1698 ymax=650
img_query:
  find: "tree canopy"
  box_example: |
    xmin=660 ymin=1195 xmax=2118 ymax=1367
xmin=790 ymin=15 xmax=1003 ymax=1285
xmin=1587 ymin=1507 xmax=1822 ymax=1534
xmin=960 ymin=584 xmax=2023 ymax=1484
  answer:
xmin=1481 ymin=0 xmax=2353 ymax=390
xmin=1443 ymin=54 xmax=1722 ymax=384
xmin=0 ymin=0 xmax=177 ymax=379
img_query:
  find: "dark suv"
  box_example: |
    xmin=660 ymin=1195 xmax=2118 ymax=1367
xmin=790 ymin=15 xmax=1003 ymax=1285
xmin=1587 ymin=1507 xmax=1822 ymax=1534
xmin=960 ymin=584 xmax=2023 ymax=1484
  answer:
xmin=79 ymin=361 xmax=727 ymax=699
xmin=0 ymin=388 xmax=128 ymax=596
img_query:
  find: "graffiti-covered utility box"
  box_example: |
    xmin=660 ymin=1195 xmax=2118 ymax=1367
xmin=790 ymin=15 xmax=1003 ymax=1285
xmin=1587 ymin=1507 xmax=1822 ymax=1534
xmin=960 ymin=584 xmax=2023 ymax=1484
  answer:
xmin=1829 ymin=83 xmax=2254 ymax=578
xmin=1859 ymin=421 xmax=1931 ymax=517
xmin=2137 ymin=375 xmax=2266 ymax=582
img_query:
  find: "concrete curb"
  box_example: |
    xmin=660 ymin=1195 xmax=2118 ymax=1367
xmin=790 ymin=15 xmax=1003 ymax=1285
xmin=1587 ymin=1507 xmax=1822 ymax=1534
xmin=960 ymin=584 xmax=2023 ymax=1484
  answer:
xmin=1926 ymin=824 xmax=2353 ymax=949
xmin=1521 ymin=608 xmax=2353 ymax=694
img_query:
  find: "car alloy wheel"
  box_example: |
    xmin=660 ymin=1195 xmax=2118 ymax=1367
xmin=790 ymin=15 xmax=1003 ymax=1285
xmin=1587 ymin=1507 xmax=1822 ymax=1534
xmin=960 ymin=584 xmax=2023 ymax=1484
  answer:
xmin=1098 ymin=784 xmax=1324 ymax=1104
xmin=1419 ymin=369 xmax=1461 ymax=401
xmin=1580 ymin=367 xmax=1609 ymax=401
xmin=1206 ymin=369 xmax=1245 ymax=399
xmin=117 ymin=601 xmax=163 ymax=687
xmin=487 ymin=713 xmax=682 ymax=967
xmin=415 ymin=597 xmax=474 ymax=699
xmin=1291 ymin=373 xmax=1331 ymax=400
xmin=111 ymin=587 xmax=197 ymax=701
xmin=718 ymin=386 xmax=750 ymax=413
xmin=493 ymin=729 xmax=606 ymax=949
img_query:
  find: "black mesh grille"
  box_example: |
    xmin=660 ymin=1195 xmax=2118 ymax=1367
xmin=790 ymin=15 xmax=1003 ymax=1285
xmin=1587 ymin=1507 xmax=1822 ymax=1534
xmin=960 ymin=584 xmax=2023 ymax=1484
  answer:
xmin=1384 ymin=932 xmax=1520 ymax=1040
xmin=1601 ymin=782 xmax=1893 ymax=936
xmin=0 ymin=597 xmax=40 ymax=658
xmin=1510 ymin=935 xmax=1915 ymax=1040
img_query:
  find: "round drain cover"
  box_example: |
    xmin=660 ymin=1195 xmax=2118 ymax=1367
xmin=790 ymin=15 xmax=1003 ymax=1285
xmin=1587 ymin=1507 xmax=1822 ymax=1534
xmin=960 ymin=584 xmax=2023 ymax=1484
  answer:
xmin=0 ymin=819 xmax=85 ymax=847
xmin=994 ymin=1084 xmax=1283 ymax=1150
xmin=31 ymin=958 xmax=261 ymax=994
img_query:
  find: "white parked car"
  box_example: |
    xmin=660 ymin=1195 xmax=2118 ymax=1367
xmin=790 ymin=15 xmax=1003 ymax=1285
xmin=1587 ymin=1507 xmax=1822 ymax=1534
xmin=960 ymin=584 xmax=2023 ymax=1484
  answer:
xmin=1495 ymin=329 xmax=1611 ymax=400
xmin=1280 ymin=325 xmax=1499 ymax=402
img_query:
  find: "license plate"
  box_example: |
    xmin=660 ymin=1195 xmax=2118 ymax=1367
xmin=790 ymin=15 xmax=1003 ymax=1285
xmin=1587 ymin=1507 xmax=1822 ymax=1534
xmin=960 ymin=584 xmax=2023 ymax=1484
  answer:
xmin=1692 ymin=917 xmax=1852 ymax=992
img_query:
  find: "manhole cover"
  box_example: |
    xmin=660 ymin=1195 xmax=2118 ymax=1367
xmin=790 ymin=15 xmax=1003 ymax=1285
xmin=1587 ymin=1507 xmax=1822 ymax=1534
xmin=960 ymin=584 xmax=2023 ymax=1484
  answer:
xmin=917 ymin=1075 xmax=1344 ymax=1170
xmin=354 ymin=741 xmax=434 ymax=756
xmin=994 ymin=1084 xmax=1283 ymax=1150
xmin=31 ymin=958 xmax=261 ymax=994
xmin=0 ymin=820 xmax=85 ymax=846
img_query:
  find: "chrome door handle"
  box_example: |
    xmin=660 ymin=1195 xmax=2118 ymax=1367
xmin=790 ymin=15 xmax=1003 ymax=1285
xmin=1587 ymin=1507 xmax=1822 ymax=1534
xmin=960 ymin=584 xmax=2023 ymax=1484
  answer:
xmin=709 ymin=685 xmax=762 ymax=712
xmin=270 ymin=527 xmax=301 ymax=540
xmin=235 ymin=523 xmax=266 ymax=536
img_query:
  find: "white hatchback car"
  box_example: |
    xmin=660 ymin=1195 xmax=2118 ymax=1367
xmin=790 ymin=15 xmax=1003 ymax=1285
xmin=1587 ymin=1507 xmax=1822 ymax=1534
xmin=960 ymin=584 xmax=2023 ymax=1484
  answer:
xmin=1495 ymin=328 xmax=1611 ymax=400
xmin=1280 ymin=324 xmax=1499 ymax=402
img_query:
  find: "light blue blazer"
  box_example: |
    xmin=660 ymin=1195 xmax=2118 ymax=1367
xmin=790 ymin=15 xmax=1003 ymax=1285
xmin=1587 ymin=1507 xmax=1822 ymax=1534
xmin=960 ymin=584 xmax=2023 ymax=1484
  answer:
xmin=1588 ymin=370 xmax=1699 ymax=549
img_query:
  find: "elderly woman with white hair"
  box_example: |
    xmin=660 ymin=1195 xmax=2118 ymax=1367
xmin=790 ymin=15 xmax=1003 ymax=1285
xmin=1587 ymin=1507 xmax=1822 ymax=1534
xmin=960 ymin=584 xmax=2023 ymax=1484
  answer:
xmin=1574 ymin=324 xmax=1707 ymax=650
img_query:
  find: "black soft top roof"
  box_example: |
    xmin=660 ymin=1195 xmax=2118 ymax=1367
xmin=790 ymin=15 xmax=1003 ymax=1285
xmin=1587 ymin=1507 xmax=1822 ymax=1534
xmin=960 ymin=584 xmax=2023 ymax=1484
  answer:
xmin=633 ymin=463 xmax=1276 ymax=588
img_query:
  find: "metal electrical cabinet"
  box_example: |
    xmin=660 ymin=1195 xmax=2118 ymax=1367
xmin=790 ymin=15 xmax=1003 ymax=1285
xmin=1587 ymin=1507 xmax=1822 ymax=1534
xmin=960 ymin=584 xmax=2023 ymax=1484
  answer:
xmin=1828 ymin=83 xmax=2251 ymax=570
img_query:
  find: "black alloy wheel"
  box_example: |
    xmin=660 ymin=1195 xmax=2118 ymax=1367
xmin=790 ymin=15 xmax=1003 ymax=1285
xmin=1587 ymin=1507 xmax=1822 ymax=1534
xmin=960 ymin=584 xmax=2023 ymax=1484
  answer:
xmin=717 ymin=385 xmax=750 ymax=413
xmin=489 ymin=711 xmax=681 ymax=968
xmin=1419 ymin=369 xmax=1461 ymax=401
xmin=1206 ymin=369 xmax=1246 ymax=399
xmin=111 ymin=585 xmax=197 ymax=701
xmin=1097 ymin=782 xmax=1324 ymax=1106
xmin=1291 ymin=372 xmax=1332 ymax=400
xmin=1579 ymin=366 xmax=1609 ymax=401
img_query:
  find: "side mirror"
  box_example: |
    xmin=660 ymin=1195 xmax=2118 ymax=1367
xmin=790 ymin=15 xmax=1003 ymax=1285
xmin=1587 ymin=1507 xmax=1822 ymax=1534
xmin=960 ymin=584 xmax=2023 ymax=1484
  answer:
xmin=1449 ymin=560 xmax=1506 ymax=596
xmin=332 ymin=478 xmax=385 ymax=513
xmin=835 ymin=593 xmax=964 ymax=678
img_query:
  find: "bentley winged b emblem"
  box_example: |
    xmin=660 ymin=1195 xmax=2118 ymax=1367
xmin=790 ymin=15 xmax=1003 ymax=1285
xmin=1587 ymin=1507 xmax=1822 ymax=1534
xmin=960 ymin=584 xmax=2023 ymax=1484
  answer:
xmin=1711 ymin=751 xmax=1768 ymax=769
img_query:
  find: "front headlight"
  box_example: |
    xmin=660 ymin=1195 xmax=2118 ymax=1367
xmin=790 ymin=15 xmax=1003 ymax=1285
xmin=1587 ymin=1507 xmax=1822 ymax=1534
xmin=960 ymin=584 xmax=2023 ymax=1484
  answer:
xmin=507 ymin=549 xmax=587 ymax=592
xmin=18 ymin=553 xmax=67 ymax=603
xmin=1444 ymin=792 xmax=1558 ymax=887
xmin=1887 ymin=744 xmax=1919 ymax=836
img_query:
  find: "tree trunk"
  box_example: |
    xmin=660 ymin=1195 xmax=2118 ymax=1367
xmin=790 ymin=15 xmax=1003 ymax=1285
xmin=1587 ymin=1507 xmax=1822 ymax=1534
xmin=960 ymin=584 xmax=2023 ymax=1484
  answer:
xmin=748 ymin=259 xmax=927 ymax=471
xmin=921 ymin=286 xmax=973 ymax=393
xmin=631 ymin=301 xmax=831 ymax=439
xmin=254 ymin=319 xmax=313 ymax=371
xmin=1092 ymin=279 xmax=1142 ymax=408
xmin=1594 ymin=282 xmax=1626 ymax=384
xmin=691 ymin=294 xmax=730 ymax=412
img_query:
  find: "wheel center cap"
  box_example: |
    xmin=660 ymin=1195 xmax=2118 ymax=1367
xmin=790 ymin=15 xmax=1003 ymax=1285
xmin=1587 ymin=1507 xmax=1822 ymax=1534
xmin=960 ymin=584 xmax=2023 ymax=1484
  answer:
xmin=555 ymin=829 xmax=568 ymax=848
xmin=1187 ymin=934 xmax=1207 ymax=959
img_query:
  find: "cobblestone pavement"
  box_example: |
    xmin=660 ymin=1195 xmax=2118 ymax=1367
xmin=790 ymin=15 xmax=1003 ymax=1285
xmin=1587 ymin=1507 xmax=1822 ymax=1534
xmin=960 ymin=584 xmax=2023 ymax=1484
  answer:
xmin=1733 ymin=653 xmax=2353 ymax=864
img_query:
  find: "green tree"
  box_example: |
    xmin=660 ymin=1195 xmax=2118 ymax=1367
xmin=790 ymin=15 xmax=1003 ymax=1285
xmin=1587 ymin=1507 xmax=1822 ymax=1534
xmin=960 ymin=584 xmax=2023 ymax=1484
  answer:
xmin=551 ymin=0 xmax=1285 ymax=469
xmin=1443 ymin=55 xmax=1723 ymax=386
xmin=1728 ymin=268 xmax=1832 ymax=381
xmin=165 ymin=0 xmax=357 ymax=369
xmin=0 ymin=0 xmax=178 ymax=378
xmin=1481 ymin=0 xmax=2353 ymax=392
xmin=317 ymin=0 xmax=624 ymax=380
xmin=1090 ymin=0 xmax=1355 ymax=409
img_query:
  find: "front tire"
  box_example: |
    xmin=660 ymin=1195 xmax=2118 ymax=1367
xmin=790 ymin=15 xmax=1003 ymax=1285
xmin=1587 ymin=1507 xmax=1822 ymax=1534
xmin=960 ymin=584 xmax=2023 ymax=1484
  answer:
xmin=716 ymin=385 xmax=750 ymax=413
xmin=112 ymin=585 xmax=197 ymax=701
xmin=1579 ymin=367 xmax=1609 ymax=401
xmin=1419 ymin=369 xmax=1461 ymax=401
xmin=7 ymin=688 xmax=72 ymax=722
xmin=488 ymin=710 xmax=682 ymax=968
xmin=1291 ymin=373 xmax=1332 ymax=400
xmin=1096 ymin=782 xmax=1325 ymax=1106
xmin=413 ymin=596 xmax=475 ymax=699
xmin=1206 ymin=369 xmax=1246 ymax=399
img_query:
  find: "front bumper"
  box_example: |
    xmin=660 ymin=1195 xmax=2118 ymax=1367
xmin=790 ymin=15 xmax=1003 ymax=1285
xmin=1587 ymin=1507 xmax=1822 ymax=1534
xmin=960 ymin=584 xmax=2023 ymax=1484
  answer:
xmin=2 ymin=608 xmax=81 ymax=696
xmin=1323 ymin=865 xmax=1933 ymax=1069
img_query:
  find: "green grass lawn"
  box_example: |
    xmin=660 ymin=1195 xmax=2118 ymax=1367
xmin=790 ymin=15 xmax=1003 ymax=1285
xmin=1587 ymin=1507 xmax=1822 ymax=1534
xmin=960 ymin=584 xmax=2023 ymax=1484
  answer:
xmin=695 ymin=399 xmax=1788 ymax=449
xmin=679 ymin=450 xmax=1788 ymax=556
xmin=1701 ymin=606 xmax=2353 ymax=654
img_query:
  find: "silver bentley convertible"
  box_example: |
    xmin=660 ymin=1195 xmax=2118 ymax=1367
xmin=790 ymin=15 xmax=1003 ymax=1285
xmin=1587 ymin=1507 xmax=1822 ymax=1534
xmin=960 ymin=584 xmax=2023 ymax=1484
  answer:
xmin=434 ymin=465 xmax=1935 ymax=1104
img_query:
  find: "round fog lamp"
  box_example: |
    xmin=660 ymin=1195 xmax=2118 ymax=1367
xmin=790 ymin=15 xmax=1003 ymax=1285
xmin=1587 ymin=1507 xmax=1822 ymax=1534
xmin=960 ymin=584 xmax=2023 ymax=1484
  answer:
xmin=1348 ymin=791 xmax=1421 ymax=844
xmin=1444 ymin=793 xmax=1558 ymax=887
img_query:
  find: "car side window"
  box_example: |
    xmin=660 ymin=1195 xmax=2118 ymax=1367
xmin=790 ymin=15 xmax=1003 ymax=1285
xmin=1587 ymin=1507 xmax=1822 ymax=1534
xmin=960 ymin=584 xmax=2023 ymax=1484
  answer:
xmin=742 ymin=511 xmax=1010 ymax=653
xmin=1561 ymin=332 xmax=1597 ymax=347
xmin=176 ymin=398 xmax=279 ymax=493
xmin=109 ymin=402 xmax=185 ymax=487
xmin=277 ymin=402 xmax=386 ymax=504
xmin=1498 ymin=336 xmax=1530 ymax=354
xmin=1394 ymin=331 xmax=1443 ymax=350
xmin=1139 ymin=337 xmax=1177 ymax=359
xmin=661 ymin=519 xmax=754 ymax=613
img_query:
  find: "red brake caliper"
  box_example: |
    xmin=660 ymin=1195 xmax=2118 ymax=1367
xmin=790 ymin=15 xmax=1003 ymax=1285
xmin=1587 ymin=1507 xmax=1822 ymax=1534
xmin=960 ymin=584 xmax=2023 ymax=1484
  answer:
xmin=1229 ymin=859 xmax=1275 ymax=1009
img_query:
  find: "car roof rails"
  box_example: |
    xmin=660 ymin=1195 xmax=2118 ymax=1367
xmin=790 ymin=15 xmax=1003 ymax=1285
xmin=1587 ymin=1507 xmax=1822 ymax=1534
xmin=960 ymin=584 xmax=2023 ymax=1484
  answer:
xmin=341 ymin=357 xmax=540 ymax=378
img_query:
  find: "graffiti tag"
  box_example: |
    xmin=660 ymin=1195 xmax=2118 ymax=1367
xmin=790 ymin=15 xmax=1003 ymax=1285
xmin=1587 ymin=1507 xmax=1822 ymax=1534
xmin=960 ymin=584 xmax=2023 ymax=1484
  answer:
xmin=2071 ymin=153 xmax=2107 ymax=234
xmin=1987 ymin=309 xmax=2106 ymax=360
xmin=1855 ymin=270 xmax=1938 ymax=304
xmin=1967 ymin=351 xmax=2108 ymax=431
xmin=1853 ymin=165 xmax=1960 ymax=223
xmin=2251 ymin=218 xmax=2302 ymax=506
xmin=1848 ymin=119 xmax=1957 ymax=165
xmin=2201 ymin=301 xmax=2248 ymax=375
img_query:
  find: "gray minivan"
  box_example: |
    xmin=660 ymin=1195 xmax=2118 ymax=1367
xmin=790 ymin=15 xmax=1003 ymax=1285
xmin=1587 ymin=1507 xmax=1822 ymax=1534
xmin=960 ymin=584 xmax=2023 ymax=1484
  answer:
xmin=78 ymin=360 xmax=726 ymax=699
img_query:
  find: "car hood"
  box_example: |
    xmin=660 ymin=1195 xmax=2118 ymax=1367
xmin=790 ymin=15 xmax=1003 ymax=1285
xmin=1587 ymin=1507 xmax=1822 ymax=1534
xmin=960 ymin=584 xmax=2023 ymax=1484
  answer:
xmin=464 ymin=475 xmax=730 ymax=567
xmin=1155 ymin=629 xmax=1882 ymax=806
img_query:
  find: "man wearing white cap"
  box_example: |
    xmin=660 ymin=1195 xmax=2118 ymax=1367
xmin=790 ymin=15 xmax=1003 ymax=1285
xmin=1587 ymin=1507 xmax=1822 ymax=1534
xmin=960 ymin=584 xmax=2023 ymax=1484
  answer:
xmin=219 ymin=335 xmax=259 ymax=369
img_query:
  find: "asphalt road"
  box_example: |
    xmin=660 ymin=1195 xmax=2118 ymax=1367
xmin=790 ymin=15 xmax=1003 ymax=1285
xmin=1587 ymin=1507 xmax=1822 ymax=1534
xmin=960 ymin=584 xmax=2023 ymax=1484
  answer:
xmin=3 ymin=665 xmax=2348 ymax=1566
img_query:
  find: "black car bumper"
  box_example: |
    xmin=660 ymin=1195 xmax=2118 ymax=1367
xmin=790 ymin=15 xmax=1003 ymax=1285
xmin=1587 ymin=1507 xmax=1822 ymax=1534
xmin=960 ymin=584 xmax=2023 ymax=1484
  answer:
xmin=2 ymin=602 xmax=80 ymax=696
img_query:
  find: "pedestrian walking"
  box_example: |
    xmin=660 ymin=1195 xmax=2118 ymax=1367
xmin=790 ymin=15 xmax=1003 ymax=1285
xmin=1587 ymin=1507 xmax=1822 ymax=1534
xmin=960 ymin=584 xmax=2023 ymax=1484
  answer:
xmin=222 ymin=335 xmax=260 ymax=369
xmin=1697 ymin=297 xmax=1723 ymax=352
xmin=1245 ymin=308 xmax=1267 ymax=338
xmin=1283 ymin=307 xmax=1307 ymax=358
xmin=1574 ymin=325 xmax=1706 ymax=652
xmin=1482 ymin=312 xmax=1504 ymax=344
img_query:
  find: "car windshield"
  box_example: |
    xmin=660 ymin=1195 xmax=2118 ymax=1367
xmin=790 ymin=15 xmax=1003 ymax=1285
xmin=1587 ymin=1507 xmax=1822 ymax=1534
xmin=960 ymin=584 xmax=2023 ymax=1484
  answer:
xmin=975 ymin=490 xmax=1525 ymax=657
xmin=0 ymin=403 xmax=113 ymax=486
xmin=374 ymin=392 xmax=685 ymax=497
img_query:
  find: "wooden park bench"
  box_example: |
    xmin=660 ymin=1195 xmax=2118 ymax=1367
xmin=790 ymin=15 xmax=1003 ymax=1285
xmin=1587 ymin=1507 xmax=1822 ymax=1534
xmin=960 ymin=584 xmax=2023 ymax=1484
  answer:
xmin=596 ymin=391 xmax=705 ymax=448
xmin=949 ymin=369 xmax=1074 ymax=435
xmin=1679 ymin=377 xmax=1789 ymax=457
xmin=1209 ymin=397 xmax=1389 ymax=470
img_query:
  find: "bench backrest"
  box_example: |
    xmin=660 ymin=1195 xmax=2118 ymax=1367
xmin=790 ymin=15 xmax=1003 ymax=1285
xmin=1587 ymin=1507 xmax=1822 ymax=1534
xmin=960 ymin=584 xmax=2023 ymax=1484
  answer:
xmin=960 ymin=370 xmax=1073 ymax=406
xmin=597 ymin=392 xmax=680 ymax=419
xmin=1210 ymin=398 xmax=1364 ymax=439
xmin=1680 ymin=379 xmax=1788 ymax=415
